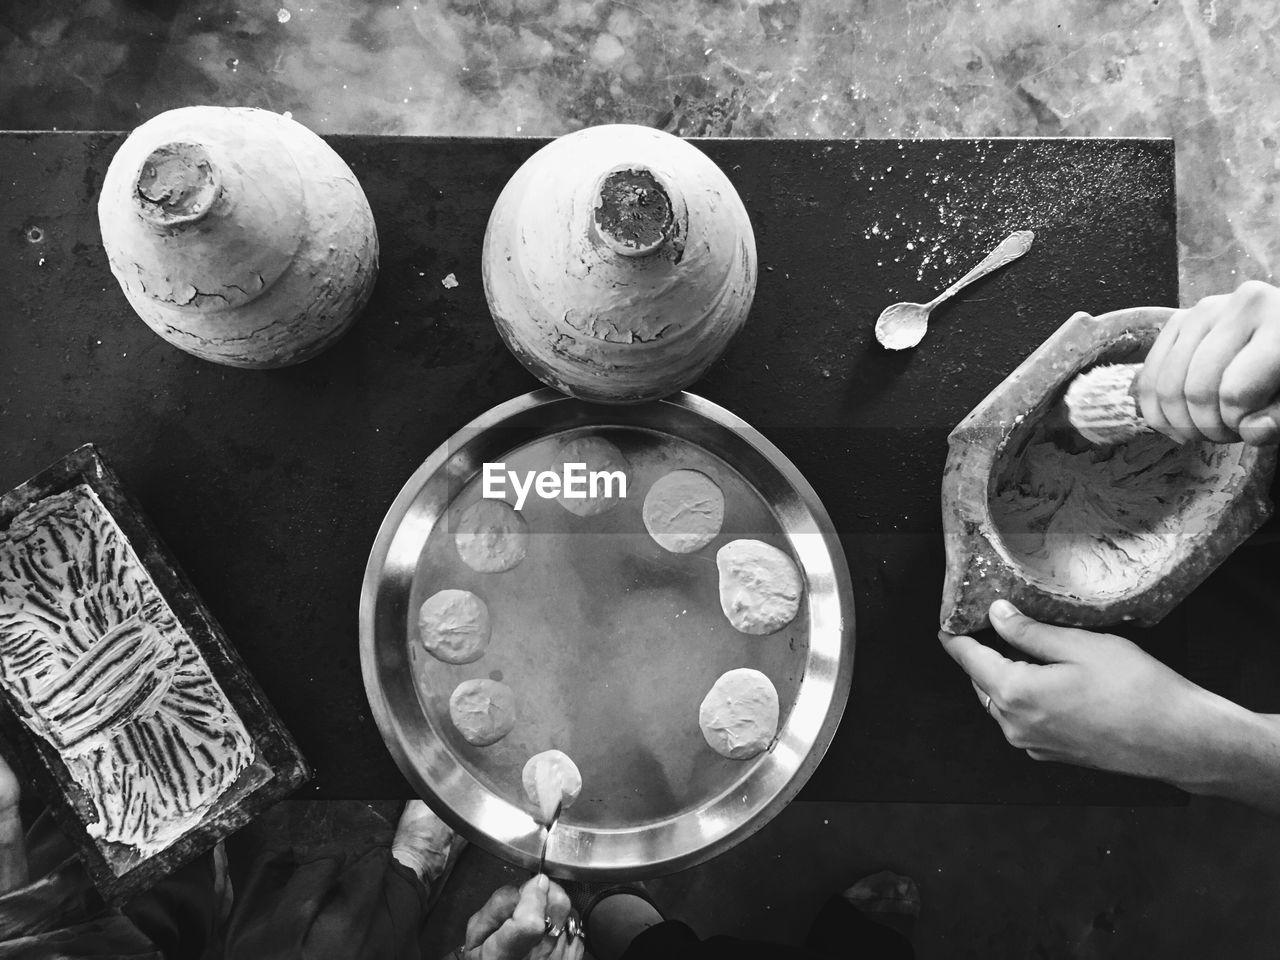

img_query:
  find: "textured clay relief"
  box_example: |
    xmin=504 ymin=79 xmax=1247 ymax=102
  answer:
xmin=0 ymin=485 xmax=254 ymax=859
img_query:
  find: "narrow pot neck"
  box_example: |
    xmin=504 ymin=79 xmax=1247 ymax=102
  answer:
xmin=590 ymin=166 xmax=680 ymax=258
xmin=134 ymin=141 xmax=222 ymax=227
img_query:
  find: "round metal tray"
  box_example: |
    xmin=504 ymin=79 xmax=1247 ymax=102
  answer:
xmin=360 ymin=389 xmax=853 ymax=879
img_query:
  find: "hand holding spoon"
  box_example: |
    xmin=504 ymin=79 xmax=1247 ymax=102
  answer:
xmin=875 ymin=230 xmax=1035 ymax=350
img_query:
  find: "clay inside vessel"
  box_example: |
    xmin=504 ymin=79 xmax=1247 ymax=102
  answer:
xmin=135 ymin=142 xmax=220 ymax=224
xmin=593 ymin=168 xmax=674 ymax=255
xmin=988 ymin=360 xmax=1249 ymax=602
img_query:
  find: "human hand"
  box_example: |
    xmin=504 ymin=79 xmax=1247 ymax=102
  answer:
xmin=1136 ymin=279 xmax=1280 ymax=445
xmin=457 ymin=874 xmax=582 ymax=960
xmin=938 ymin=600 xmax=1249 ymax=788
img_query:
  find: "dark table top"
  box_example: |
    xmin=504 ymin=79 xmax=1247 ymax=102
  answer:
xmin=2 ymin=131 xmax=1198 ymax=804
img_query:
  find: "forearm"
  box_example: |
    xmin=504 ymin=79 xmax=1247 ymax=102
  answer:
xmin=1167 ymin=691 xmax=1280 ymax=812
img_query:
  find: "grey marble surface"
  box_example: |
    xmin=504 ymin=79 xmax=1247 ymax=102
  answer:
xmin=2 ymin=0 xmax=1276 ymax=302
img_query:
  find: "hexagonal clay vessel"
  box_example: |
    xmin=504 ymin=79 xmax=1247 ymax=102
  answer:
xmin=939 ymin=306 xmax=1277 ymax=634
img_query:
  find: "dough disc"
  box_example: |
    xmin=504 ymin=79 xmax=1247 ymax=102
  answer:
xmin=554 ymin=436 xmax=630 ymax=517
xmin=455 ymin=499 xmax=529 ymax=573
xmin=418 ymin=589 xmax=490 ymax=664
xmin=716 ymin=539 xmax=803 ymax=635
xmin=642 ymin=469 xmax=724 ymax=554
xmin=698 ymin=667 xmax=779 ymax=760
xmin=521 ymin=749 xmax=582 ymax=822
xmin=448 ymin=679 xmax=516 ymax=746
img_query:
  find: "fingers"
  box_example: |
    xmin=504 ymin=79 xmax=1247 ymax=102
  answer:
xmin=1221 ymin=324 xmax=1280 ymax=436
xmin=969 ymin=676 xmax=1030 ymax=748
xmin=1139 ymin=282 xmax=1280 ymax=444
xmin=1153 ymin=307 xmax=1216 ymax=441
xmin=970 ymin=678 xmax=990 ymax=707
xmin=1239 ymin=400 xmax=1280 ymax=445
xmin=543 ymin=932 xmax=585 ymax=960
xmin=465 ymin=886 xmax=522 ymax=954
xmin=543 ymin=879 xmax=572 ymax=936
xmin=938 ymin=629 xmax=1013 ymax=696
xmin=1137 ymin=305 xmax=1192 ymax=438
xmin=464 ymin=877 xmax=580 ymax=960
xmin=1183 ymin=319 xmax=1258 ymax=441
xmin=988 ymin=600 xmax=1076 ymax=664
xmin=483 ymin=875 xmax=552 ymax=960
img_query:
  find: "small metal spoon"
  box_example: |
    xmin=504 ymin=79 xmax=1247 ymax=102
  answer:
xmin=874 ymin=230 xmax=1035 ymax=350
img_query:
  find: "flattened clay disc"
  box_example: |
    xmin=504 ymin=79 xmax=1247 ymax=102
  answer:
xmin=554 ymin=436 xmax=630 ymax=517
xmin=642 ymin=469 xmax=724 ymax=554
xmin=449 ymin=679 xmax=516 ymax=746
xmin=716 ymin=539 xmax=803 ymax=635
xmin=521 ymin=749 xmax=582 ymax=822
xmin=698 ymin=668 xmax=779 ymax=760
xmin=418 ymin=589 xmax=490 ymax=664
xmin=455 ymin=500 xmax=529 ymax=573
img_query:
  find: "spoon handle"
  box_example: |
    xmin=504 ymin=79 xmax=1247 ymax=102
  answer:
xmin=928 ymin=230 xmax=1035 ymax=310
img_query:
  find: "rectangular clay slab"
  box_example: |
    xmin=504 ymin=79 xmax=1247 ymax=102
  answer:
xmin=0 ymin=444 xmax=310 ymax=904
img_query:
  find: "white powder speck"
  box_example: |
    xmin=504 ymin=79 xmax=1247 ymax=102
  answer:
xmin=442 ymin=273 xmax=459 ymax=289
xmin=277 ymin=8 xmax=291 ymax=22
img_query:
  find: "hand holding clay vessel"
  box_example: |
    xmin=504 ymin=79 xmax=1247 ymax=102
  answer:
xmin=98 ymin=106 xmax=378 ymax=368
xmin=482 ymin=124 xmax=757 ymax=404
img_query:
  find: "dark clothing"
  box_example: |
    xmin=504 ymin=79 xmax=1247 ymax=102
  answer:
xmin=0 ymin=809 xmax=216 ymax=960
xmin=621 ymin=895 xmax=916 ymax=960
xmin=223 ymin=799 xmax=429 ymax=960
xmin=224 ymin=844 xmax=427 ymax=960
xmin=0 ymin=800 xmax=424 ymax=960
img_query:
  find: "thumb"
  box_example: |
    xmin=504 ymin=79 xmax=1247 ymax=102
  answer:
xmin=1238 ymin=401 xmax=1280 ymax=445
xmin=483 ymin=875 xmax=549 ymax=959
xmin=988 ymin=600 xmax=1075 ymax=663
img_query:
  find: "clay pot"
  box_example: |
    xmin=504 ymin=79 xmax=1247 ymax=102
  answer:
xmin=482 ymin=124 xmax=757 ymax=404
xmin=939 ymin=307 xmax=1277 ymax=634
xmin=98 ymin=106 xmax=378 ymax=368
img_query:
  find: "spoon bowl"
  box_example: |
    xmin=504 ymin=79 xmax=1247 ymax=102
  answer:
xmin=873 ymin=301 xmax=932 ymax=350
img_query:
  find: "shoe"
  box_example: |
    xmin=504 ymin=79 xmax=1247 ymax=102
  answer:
xmin=391 ymin=799 xmax=467 ymax=912
xmin=570 ymin=882 xmax=665 ymax=960
xmin=842 ymin=870 xmax=920 ymax=940
xmin=842 ymin=870 xmax=920 ymax=916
